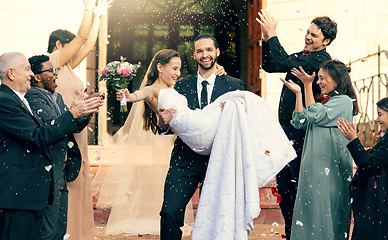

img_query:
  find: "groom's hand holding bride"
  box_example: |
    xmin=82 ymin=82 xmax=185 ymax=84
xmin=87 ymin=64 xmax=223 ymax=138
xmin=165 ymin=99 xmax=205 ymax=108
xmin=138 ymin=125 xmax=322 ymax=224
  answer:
xmin=158 ymin=107 xmax=177 ymax=130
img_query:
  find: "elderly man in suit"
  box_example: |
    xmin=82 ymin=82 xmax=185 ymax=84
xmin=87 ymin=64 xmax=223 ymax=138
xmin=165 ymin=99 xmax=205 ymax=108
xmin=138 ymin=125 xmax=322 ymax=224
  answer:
xmin=158 ymin=34 xmax=244 ymax=240
xmin=25 ymin=54 xmax=95 ymax=240
xmin=0 ymin=52 xmax=103 ymax=240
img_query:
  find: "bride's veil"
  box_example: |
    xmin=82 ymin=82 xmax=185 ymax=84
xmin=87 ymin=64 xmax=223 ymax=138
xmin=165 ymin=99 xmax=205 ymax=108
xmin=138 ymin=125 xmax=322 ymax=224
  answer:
xmin=92 ymin=58 xmax=194 ymax=235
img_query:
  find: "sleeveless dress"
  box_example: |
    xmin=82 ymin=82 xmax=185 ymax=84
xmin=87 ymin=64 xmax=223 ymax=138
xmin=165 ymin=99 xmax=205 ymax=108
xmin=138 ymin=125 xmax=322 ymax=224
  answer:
xmin=158 ymin=88 xmax=297 ymax=239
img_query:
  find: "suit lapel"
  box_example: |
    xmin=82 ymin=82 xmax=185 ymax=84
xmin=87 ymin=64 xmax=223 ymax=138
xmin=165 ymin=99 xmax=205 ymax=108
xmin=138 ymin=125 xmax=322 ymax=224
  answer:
xmin=185 ymin=74 xmax=200 ymax=109
xmin=210 ymin=75 xmax=226 ymax=102
xmin=0 ymin=85 xmax=43 ymax=125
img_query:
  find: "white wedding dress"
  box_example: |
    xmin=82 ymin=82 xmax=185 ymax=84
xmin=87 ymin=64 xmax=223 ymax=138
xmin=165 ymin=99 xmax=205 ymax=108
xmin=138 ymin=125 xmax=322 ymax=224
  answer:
xmin=158 ymin=89 xmax=297 ymax=239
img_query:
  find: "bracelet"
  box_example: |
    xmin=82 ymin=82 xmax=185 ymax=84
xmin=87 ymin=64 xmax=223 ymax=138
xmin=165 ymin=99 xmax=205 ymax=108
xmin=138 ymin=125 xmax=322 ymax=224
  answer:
xmin=133 ymin=92 xmax=138 ymax=102
xmin=85 ymin=6 xmax=93 ymax=12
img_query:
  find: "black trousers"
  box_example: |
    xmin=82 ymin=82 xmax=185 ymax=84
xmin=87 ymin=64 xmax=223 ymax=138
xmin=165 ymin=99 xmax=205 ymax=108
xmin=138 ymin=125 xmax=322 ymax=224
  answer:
xmin=41 ymin=188 xmax=68 ymax=240
xmin=276 ymin=125 xmax=305 ymax=240
xmin=0 ymin=208 xmax=43 ymax=240
xmin=160 ymin=159 xmax=208 ymax=240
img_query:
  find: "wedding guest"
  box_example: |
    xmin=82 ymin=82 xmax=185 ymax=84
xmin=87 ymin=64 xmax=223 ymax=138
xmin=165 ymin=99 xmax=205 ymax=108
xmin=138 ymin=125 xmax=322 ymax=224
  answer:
xmin=46 ymin=0 xmax=111 ymax=239
xmin=0 ymin=52 xmax=102 ymax=240
xmin=26 ymin=55 xmax=95 ymax=240
xmin=256 ymin=10 xmax=337 ymax=239
xmin=337 ymin=97 xmax=388 ymax=240
xmin=282 ymin=60 xmax=358 ymax=239
xmin=157 ymin=34 xmax=244 ymax=240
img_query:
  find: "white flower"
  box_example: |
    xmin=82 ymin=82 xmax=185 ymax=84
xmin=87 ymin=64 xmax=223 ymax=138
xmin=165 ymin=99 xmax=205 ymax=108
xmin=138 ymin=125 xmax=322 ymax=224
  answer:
xmin=45 ymin=165 xmax=52 ymax=172
xmin=296 ymin=220 xmax=303 ymax=226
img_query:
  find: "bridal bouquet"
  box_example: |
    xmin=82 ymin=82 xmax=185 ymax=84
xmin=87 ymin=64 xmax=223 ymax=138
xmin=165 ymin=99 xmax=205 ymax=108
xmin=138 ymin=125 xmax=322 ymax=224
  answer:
xmin=99 ymin=56 xmax=141 ymax=112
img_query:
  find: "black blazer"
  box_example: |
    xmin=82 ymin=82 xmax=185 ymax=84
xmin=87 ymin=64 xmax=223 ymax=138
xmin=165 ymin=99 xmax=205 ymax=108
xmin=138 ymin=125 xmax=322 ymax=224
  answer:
xmin=170 ymin=74 xmax=244 ymax=167
xmin=0 ymin=84 xmax=80 ymax=211
xmin=25 ymin=87 xmax=90 ymax=187
xmin=347 ymin=134 xmax=388 ymax=239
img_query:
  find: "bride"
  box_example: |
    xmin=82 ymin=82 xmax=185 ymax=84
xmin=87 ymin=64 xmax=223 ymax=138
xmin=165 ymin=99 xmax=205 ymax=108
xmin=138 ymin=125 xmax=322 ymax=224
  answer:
xmin=115 ymin=49 xmax=297 ymax=239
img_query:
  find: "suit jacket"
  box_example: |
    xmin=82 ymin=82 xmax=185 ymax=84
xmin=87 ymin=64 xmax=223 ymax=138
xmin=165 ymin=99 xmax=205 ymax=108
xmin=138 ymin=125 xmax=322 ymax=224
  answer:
xmin=25 ymin=87 xmax=90 ymax=188
xmin=0 ymin=84 xmax=80 ymax=211
xmin=171 ymin=74 xmax=244 ymax=167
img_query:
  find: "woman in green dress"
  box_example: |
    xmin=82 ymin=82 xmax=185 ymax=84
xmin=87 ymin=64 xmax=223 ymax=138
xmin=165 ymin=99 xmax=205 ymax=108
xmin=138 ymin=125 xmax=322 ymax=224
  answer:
xmin=281 ymin=60 xmax=359 ymax=240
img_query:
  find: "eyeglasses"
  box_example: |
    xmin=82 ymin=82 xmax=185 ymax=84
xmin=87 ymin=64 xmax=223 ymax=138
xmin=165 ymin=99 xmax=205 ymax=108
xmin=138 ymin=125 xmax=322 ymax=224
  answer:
xmin=36 ymin=67 xmax=58 ymax=75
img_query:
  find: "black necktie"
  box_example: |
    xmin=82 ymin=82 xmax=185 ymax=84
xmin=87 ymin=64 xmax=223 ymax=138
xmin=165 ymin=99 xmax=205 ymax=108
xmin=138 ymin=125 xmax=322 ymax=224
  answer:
xmin=201 ymin=80 xmax=209 ymax=109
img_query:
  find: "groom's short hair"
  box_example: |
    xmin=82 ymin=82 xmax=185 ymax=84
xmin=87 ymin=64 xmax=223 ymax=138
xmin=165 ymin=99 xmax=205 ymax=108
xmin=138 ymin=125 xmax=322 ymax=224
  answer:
xmin=194 ymin=34 xmax=218 ymax=49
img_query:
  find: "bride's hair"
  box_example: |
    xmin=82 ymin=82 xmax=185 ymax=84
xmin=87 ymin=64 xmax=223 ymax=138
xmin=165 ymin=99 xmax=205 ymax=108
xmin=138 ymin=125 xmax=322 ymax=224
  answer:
xmin=143 ymin=49 xmax=180 ymax=133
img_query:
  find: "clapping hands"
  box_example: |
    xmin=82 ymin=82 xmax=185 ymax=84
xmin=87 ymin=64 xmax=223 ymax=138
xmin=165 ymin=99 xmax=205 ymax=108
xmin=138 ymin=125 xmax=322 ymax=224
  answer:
xmin=93 ymin=0 xmax=113 ymax=17
xmin=291 ymin=66 xmax=315 ymax=86
xmin=280 ymin=78 xmax=301 ymax=95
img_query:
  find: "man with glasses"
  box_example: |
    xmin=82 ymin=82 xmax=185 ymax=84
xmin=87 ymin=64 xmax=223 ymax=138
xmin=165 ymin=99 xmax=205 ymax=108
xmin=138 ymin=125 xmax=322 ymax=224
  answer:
xmin=25 ymin=55 xmax=97 ymax=240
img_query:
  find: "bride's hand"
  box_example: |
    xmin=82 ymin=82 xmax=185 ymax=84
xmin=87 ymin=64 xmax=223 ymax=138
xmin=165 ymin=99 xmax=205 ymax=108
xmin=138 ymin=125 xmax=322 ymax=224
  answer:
xmin=116 ymin=88 xmax=130 ymax=101
xmin=215 ymin=63 xmax=227 ymax=76
xmin=280 ymin=78 xmax=301 ymax=95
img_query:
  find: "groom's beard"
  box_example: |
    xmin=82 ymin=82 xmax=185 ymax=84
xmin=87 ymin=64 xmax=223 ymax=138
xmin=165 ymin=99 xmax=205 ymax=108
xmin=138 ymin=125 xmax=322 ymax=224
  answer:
xmin=198 ymin=56 xmax=217 ymax=71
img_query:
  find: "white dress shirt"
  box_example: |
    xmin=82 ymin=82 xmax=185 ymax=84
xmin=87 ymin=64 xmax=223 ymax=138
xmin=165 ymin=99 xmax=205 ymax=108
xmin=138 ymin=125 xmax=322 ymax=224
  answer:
xmin=197 ymin=71 xmax=216 ymax=108
xmin=11 ymin=88 xmax=33 ymax=114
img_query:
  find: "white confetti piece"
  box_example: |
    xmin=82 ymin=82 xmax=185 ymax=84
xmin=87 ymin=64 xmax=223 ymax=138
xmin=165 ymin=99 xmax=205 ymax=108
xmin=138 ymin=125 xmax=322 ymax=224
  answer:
xmin=68 ymin=141 xmax=74 ymax=149
xmin=272 ymin=222 xmax=279 ymax=227
xmin=63 ymin=233 xmax=70 ymax=240
xmin=350 ymin=198 xmax=353 ymax=203
xmin=88 ymin=127 xmax=93 ymax=132
xmin=37 ymin=109 xmax=43 ymax=114
xmin=347 ymin=176 xmax=352 ymax=182
xmin=296 ymin=220 xmax=303 ymax=226
xmin=26 ymin=149 xmax=30 ymax=153
xmin=51 ymin=120 xmax=55 ymax=125
xmin=291 ymin=180 xmax=296 ymax=183
xmin=45 ymin=165 xmax=52 ymax=172
xmin=260 ymin=233 xmax=267 ymax=237
xmin=125 ymin=192 xmax=133 ymax=197
xmin=345 ymin=232 xmax=348 ymax=238
xmin=299 ymin=119 xmax=306 ymax=123
xmin=112 ymin=148 xmax=117 ymax=153
xmin=328 ymin=108 xmax=333 ymax=111
xmin=325 ymin=168 xmax=330 ymax=175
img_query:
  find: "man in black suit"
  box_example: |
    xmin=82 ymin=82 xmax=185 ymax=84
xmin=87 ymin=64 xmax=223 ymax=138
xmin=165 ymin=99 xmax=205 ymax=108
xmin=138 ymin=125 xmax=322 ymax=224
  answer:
xmin=0 ymin=52 xmax=103 ymax=240
xmin=25 ymin=55 xmax=92 ymax=240
xmin=158 ymin=34 xmax=244 ymax=240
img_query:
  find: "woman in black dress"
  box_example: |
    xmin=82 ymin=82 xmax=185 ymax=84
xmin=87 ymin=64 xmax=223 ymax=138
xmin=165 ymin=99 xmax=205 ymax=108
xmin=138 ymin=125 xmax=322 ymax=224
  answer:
xmin=337 ymin=96 xmax=388 ymax=240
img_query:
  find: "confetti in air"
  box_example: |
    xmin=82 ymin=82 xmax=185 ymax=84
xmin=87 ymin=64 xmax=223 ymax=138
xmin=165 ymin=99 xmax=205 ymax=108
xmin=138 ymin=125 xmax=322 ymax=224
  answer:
xmin=325 ymin=168 xmax=330 ymax=175
xmin=296 ymin=220 xmax=303 ymax=226
xmin=45 ymin=165 xmax=52 ymax=172
xmin=68 ymin=141 xmax=74 ymax=148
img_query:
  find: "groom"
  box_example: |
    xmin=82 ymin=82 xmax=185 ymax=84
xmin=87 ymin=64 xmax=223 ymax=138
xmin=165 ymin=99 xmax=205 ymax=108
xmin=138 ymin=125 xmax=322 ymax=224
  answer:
xmin=158 ymin=34 xmax=244 ymax=240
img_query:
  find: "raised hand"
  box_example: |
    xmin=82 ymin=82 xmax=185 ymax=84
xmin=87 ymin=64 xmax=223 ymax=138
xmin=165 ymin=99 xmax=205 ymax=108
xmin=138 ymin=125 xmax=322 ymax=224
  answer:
xmin=280 ymin=78 xmax=301 ymax=95
xmin=337 ymin=118 xmax=358 ymax=142
xmin=69 ymin=93 xmax=104 ymax=118
xmin=255 ymin=9 xmax=278 ymax=41
xmin=291 ymin=66 xmax=315 ymax=86
xmin=83 ymin=0 xmax=96 ymax=9
xmin=94 ymin=0 xmax=113 ymax=17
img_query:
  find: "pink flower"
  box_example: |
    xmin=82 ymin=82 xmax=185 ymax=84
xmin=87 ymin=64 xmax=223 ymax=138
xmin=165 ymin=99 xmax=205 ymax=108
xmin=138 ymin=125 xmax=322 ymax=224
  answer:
xmin=101 ymin=67 xmax=109 ymax=76
xmin=122 ymin=67 xmax=132 ymax=77
xmin=116 ymin=65 xmax=122 ymax=75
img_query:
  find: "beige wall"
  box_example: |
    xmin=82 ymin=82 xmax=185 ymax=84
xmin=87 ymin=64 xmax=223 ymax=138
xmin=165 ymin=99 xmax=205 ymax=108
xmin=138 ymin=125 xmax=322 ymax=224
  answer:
xmin=262 ymin=0 xmax=388 ymax=115
xmin=0 ymin=0 xmax=87 ymax=85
